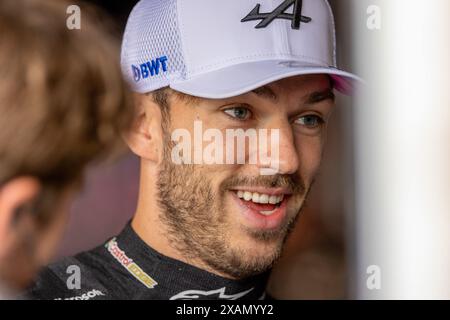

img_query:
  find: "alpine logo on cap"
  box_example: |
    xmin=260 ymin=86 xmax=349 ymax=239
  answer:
xmin=241 ymin=0 xmax=312 ymax=30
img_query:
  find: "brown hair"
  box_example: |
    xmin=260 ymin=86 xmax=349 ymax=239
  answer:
xmin=0 ymin=0 xmax=133 ymax=225
xmin=149 ymin=87 xmax=199 ymax=131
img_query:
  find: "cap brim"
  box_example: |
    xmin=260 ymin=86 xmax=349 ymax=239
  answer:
xmin=171 ymin=60 xmax=362 ymax=99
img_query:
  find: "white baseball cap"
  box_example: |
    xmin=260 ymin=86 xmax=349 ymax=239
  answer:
xmin=121 ymin=0 xmax=361 ymax=98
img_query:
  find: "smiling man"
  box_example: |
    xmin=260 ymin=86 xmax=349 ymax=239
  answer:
xmin=27 ymin=0 xmax=359 ymax=300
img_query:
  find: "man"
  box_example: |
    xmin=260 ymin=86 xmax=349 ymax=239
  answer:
xmin=0 ymin=0 xmax=132 ymax=298
xmin=26 ymin=0 xmax=359 ymax=300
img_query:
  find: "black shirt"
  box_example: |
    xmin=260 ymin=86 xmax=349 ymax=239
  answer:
xmin=24 ymin=223 xmax=270 ymax=300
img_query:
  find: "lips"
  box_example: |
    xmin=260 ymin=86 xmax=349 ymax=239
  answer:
xmin=236 ymin=190 xmax=284 ymax=215
xmin=230 ymin=189 xmax=290 ymax=230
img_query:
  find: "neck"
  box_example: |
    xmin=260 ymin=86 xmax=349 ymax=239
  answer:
xmin=131 ymin=161 xmax=236 ymax=280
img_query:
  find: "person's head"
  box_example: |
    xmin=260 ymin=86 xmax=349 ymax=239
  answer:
xmin=122 ymin=0 xmax=359 ymax=279
xmin=0 ymin=0 xmax=132 ymax=291
xmin=128 ymin=74 xmax=335 ymax=279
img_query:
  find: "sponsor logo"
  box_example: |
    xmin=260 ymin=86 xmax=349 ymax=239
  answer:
xmin=170 ymin=287 xmax=254 ymax=300
xmin=241 ymin=0 xmax=312 ymax=30
xmin=132 ymin=55 xmax=168 ymax=82
xmin=105 ymin=238 xmax=158 ymax=289
xmin=54 ymin=289 xmax=104 ymax=300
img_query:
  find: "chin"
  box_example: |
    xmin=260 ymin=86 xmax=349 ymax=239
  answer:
xmin=233 ymin=229 xmax=284 ymax=260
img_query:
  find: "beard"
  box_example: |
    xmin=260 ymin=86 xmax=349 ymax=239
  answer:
xmin=156 ymin=131 xmax=311 ymax=279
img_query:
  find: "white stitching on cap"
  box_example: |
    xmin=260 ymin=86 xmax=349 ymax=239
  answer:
xmin=186 ymin=52 xmax=329 ymax=77
xmin=175 ymin=0 xmax=188 ymax=79
xmin=324 ymin=0 xmax=337 ymax=66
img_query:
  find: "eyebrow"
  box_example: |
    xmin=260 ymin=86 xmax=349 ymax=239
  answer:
xmin=305 ymin=89 xmax=335 ymax=105
xmin=251 ymin=86 xmax=335 ymax=104
xmin=251 ymin=86 xmax=278 ymax=101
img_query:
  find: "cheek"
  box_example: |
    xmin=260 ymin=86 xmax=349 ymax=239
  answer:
xmin=295 ymin=136 xmax=324 ymax=180
xmin=196 ymin=163 xmax=237 ymax=191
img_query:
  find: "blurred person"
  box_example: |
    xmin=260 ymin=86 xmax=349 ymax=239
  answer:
xmin=27 ymin=0 xmax=359 ymax=300
xmin=0 ymin=0 xmax=132 ymax=298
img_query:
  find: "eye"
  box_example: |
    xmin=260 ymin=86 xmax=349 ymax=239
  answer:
xmin=223 ymin=106 xmax=252 ymax=121
xmin=295 ymin=114 xmax=325 ymax=128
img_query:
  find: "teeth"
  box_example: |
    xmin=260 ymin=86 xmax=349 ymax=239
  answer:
xmin=259 ymin=194 xmax=269 ymax=204
xmin=236 ymin=191 xmax=284 ymax=205
xmin=260 ymin=209 xmax=277 ymax=216
xmin=243 ymin=191 xmax=252 ymax=201
xmin=268 ymin=195 xmax=278 ymax=204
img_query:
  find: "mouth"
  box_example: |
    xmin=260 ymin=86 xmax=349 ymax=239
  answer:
xmin=229 ymin=188 xmax=291 ymax=231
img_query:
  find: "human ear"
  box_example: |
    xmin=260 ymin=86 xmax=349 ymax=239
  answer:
xmin=0 ymin=177 xmax=41 ymax=258
xmin=123 ymin=93 xmax=165 ymax=164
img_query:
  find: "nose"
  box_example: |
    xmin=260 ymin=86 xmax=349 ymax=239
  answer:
xmin=257 ymin=119 xmax=300 ymax=176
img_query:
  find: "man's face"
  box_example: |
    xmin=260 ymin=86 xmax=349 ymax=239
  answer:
xmin=156 ymin=74 xmax=335 ymax=278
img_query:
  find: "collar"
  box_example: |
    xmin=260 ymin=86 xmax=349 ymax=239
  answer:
xmin=110 ymin=222 xmax=270 ymax=300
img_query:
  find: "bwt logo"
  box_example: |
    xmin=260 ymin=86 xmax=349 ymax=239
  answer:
xmin=132 ymin=56 xmax=168 ymax=82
